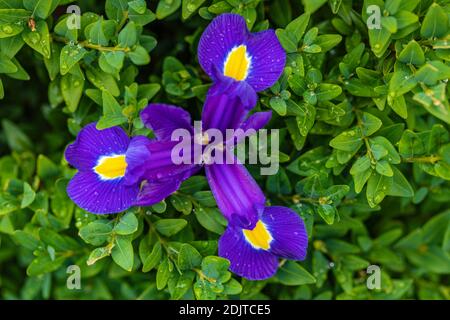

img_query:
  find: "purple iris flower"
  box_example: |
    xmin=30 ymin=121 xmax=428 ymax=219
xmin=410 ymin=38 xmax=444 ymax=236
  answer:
xmin=219 ymin=206 xmax=308 ymax=280
xmin=65 ymin=123 xmax=190 ymax=214
xmin=140 ymin=83 xmax=272 ymax=229
xmin=198 ymin=13 xmax=286 ymax=108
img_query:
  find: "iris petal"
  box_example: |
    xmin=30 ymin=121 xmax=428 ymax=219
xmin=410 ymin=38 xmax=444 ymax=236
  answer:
xmin=65 ymin=123 xmax=130 ymax=171
xmin=140 ymin=103 xmax=193 ymax=141
xmin=219 ymin=223 xmax=278 ymax=280
xmin=245 ymin=29 xmax=286 ymax=91
xmin=198 ymin=13 xmax=286 ymax=94
xmin=198 ymin=13 xmax=247 ymax=81
xmin=202 ymin=83 xmax=248 ymax=134
xmin=262 ymin=206 xmax=308 ymax=260
xmin=205 ymin=156 xmax=265 ymax=229
xmin=67 ymin=171 xmax=138 ymax=214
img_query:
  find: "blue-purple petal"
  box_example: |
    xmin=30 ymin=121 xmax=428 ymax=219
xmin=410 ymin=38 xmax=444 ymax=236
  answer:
xmin=245 ymin=30 xmax=286 ymax=91
xmin=202 ymin=83 xmax=249 ymax=134
xmin=67 ymin=171 xmax=138 ymax=214
xmin=240 ymin=111 xmax=272 ymax=132
xmin=135 ymin=179 xmax=182 ymax=206
xmin=205 ymin=159 xmax=265 ymax=229
xmin=262 ymin=206 xmax=308 ymax=260
xmin=140 ymin=103 xmax=193 ymax=141
xmin=140 ymin=140 xmax=199 ymax=181
xmin=198 ymin=13 xmax=247 ymax=81
xmin=219 ymin=224 xmax=278 ymax=280
xmin=65 ymin=123 xmax=130 ymax=170
xmin=209 ymin=67 xmax=257 ymax=109
xmin=123 ymin=135 xmax=153 ymax=186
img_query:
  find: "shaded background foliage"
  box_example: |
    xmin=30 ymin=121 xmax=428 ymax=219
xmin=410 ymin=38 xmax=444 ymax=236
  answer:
xmin=0 ymin=0 xmax=449 ymax=300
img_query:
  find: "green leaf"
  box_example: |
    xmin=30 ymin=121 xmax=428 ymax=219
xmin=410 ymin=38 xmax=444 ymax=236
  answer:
xmin=1 ymin=119 xmax=32 ymax=152
xmin=156 ymin=0 xmax=181 ymax=20
xmin=223 ymin=278 xmax=243 ymax=295
xmin=178 ymin=243 xmax=202 ymax=270
xmin=387 ymin=166 xmax=414 ymax=197
xmin=385 ymin=0 xmax=401 ymax=15
xmin=21 ymin=182 xmax=35 ymax=208
xmin=156 ymin=257 xmax=171 ymax=290
xmin=415 ymin=61 xmax=450 ymax=86
xmin=37 ymin=154 xmax=59 ymax=180
xmin=201 ymin=256 xmax=230 ymax=281
xmin=390 ymin=95 xmax=407 ymax=119
xmin=154 ymin=219 xmax=187 ymax=237
xmin=127 ymin=45 xmax=150 ymax=65
xmin=302 ymin=0 xmax=327 ymax=13
xmin=0 ymin=51 xmax=17 ymax=73
xmin=398 ymin=40 xmax=425 ymax=66
xmin=266 ymin=167 xmax=292 ymax=194
xmin=22 ymin=20 xmax=51 ymax=58
xmin=79 ymin=221 xmax=112 ymax=246
xmin=27 ymin=253 xmax=65 ymax=276
xmin=85 ymin=18 xmax=109 ymax=46
xmin=99 ymin=51 xmax=125 ymax=75
xmin=317 ymin=204 xmax=336 ymax=224
xmin=193 ymin=191 xmax=216 ymax=208
xmin=0 ymin=192 xmax=19 ymax=216
xmin=285 ymin=13 xmax=310 ymax=43
xmin=366 ymin=173 xmax=392 ymax=208
xmin=138 ymin=83 xmax=160 ymax=100
xmin=276 ymin=29 xmax=298 ymax=53
xmin=0 ymin=35 xmax=24 ymax=58
xmin=350 ymin=155 xmax=371 ymax=175
xmin=97 ymin=90 xmax=127 ymax=129
xmin=171 ymin=270 xmax=195 ymax=299
xmin=375 ymin=160 xmax=393 ymax=177
xmin=329 ymin=128 xmax=363 ymax=152
xmin=87 ymin=246 xmax=111 ymax=265
xmin=111 ymin=235 xmax=134 ymax=271
xmin=24 ymin=0 xmax=52 ymax=19
xmin=360 ymin=112 xmax=382 ymax=136
xmin=420 ymin=3 xmax=448 ymax=38
xmin=61 ymin=73 xmax=84 ymax=112
xmin=128 ymin=0 xmax=146 ymax=14
xmin=113 ymin=212 xmax=138 ymax=235
xmin=381 ymin=16 xmax=397 ymax=33
xmin=0 ymin=22 xmax=23 ymax=38
xmin=182 ymin=0 xmax=205 ymax=20
xmin=368 ymin=27 xmax=391 ymax=58
xmin=86 ymin=66 xmax=120 ymax=96
xmin=316 ymin=83 xmax=342 ymax=101
xmin=142 ymin=242 xmax=162 ymax=272
xmin=194 ymin=207 xmax=225 ymax=234
xmin=275 ymin=261 xmax=316 ymax=285
xmin=269 ymin=96 xmax=287 ymax=116
xmin=118 ymin=21 xmax=137 ymax=48
xmin=60 ymin=44 xmax=87 ymax=75
xmin=13 ymin=230 xmax=40 ymax=250
xmin=128 ymin=8 xmax=156 ymax=26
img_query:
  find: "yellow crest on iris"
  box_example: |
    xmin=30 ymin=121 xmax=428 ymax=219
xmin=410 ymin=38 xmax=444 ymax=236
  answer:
xmin=223 ymin=45 xmax=251 ymax=81
xmin=243 ymin=220 xmax=273 ymax=250
xmin=94 ymin=154 xmax=128 ymax=180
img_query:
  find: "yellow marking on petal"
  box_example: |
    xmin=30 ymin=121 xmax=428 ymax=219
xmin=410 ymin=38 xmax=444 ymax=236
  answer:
xmin=94 ymin=155 xmax=127 ymax=180
xmin=223 ymin=45 xmax=251 ymax=81
xmin=243 ymin=220 xmax=272 ymax=250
